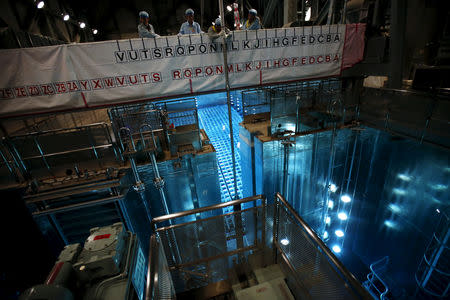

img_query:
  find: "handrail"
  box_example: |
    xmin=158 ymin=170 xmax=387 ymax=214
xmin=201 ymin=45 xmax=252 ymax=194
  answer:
xmin=151 ymin=194 xmax=264 ymax=225
xmin=275 ymin=192 xmax=373 ymax=299
xmin=7 ymin=122 xmax=110 ymax=138
xmin=366 ymin=256 xmax=389 ymax=299
xmin=146 ymin=234 xmax=159 ymax=300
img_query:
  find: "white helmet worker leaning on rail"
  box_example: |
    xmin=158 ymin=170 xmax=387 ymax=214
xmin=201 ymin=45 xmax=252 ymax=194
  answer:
xmin=242 ymin=8 xmax=261 ymax=30
xmin=138 ymin=11 xmax=160 ymax=38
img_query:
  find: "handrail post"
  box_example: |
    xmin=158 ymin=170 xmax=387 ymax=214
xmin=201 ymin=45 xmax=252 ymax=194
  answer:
xmin=261 ymin=195 xmax=266 ymax=247
xmin=33 ymin=136 xmax=51 ymax=172
xmin=272 ymin=194 xmax=279 ymax=264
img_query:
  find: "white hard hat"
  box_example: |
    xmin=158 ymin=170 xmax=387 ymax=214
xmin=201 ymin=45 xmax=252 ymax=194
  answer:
xmin=249 ymin=9 xmax=257 ymax=15
xmin=185 ymin=8 xmax=194 ymax=15
xmin=139 ymin=11 xmax=149 ymax=18
xmin=215 ymin=18 xmax=222 ymax=26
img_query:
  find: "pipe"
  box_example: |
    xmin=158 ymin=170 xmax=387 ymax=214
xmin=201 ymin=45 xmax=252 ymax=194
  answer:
xmin=139 ymin=124 xmax=169 ymax=215
xmin=119 ymin=127 xmax=144 ymax=191
xmin=33 ymin=136 xmax=51 ymax=172
xmin=327 ymin=0 xmax=335 ymax=25
xmin=0 ymin=145 xmax=14 ymax=175
xmin=140 ymin=123 xmax=180 ymax=265
xmin=219 ymin=0 xmax=239 ymax=200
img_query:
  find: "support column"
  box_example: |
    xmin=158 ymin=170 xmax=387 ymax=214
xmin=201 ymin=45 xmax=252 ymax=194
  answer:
xmin=284 ymin=0 xmax=298 ymax=25
xmin=388 ymin=0 xmax=407 ymax=88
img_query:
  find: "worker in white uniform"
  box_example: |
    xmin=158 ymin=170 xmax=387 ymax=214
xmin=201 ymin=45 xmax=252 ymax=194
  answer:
xmin=179 ymin=8 xmax=203 ymax=34
xmin=242 ymin=8 xmax=261 ymax=30
xmin=208 ymin=18 xmax=231 ymax=40
xmin=138 ymin=11 xmax=160 ymax=38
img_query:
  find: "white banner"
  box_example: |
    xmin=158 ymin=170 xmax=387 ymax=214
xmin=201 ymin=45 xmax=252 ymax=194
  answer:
xmin=0 ymin=24 xmax=366 ymax=118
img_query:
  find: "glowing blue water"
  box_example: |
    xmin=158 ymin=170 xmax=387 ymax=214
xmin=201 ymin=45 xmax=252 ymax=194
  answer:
xmin=198 ymin=105 xmax=243 ymax=208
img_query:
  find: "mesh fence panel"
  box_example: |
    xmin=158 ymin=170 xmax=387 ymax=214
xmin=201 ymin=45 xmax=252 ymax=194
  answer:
xmin=242 ymin=89 xmax=270 ymax=117
xmin=276 ymin=203 xmax=361 ymax=300
xmin=109 ymin=104 xmax=163 ymax=134
xmin=155 ymin=240 xmax=176 ymax=300
xmin=156 ymin=205 xmax=265 ymax=293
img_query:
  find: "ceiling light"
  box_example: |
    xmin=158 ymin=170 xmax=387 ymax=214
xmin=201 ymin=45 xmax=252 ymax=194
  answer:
xmin=37 ymin=1 xmax=45 ymax=9
xmin=226 ymin=5 xmax=232 ymax=12
xmin=63 ymin=14 xmax=70 ymax=21
xmin=79 ymin=22 xmax=86 ymax=29
xmin=92 ymin=29 xmax=98 ymax=35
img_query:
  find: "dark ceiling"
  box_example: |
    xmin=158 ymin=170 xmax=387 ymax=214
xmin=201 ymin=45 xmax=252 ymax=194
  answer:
xmin=0 ymin=0 xmax=265 ymax=43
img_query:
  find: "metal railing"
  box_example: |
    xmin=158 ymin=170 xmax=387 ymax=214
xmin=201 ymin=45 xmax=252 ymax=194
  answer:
xmin=273 ymin=193 xmax=373 ymax=299
xmin=146 ymin=195 xmax=266 ymax=299
xmin=148 ymin=235 xmax=176 ymax=300
xmin=3 ymin=122 xmax=119 ymax=180
xmin=415 ymin=212 xmax=450 ymax=298
xmin=146 ymin=193 xmax=372 ymax=300
xmin=363 ymin=256 xmax=390 ymax=300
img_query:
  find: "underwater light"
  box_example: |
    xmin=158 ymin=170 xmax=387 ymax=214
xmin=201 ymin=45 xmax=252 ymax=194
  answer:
xmin=329 ymin=183 xmax=338 ymax=193
xmin=332 ymin=245 xmax=341 ymax=253
xmin=323 ymin=231 xmax=329 ymax=239
xmin=337 ymin=212 xmax=348 ymax=221
xmin=325 ymin=216 xmax=331 ymax=224
xmin=436 ymin=209 xmax=441 ymax=214
xmin=388 ymin=203 xmax=401 ymax=213
xmin=397 ymin=173 xmax=412 ymax=182
xmin=335 ymin=229 xmax=344 ymax=237
xmin=341 ymin=195 xmax=351 ymax=203
xmin=392 ymin=188 xmax=407 ymax=196
xmin=384 ymin=220 xmax=396 ymax=228
xmin=327 ymin=200 xmax=334 ymax=209
xmin=430 ymin=184 xmax=448 ymax=191
xmin=280 ymin=238 xmax=290 ymax=246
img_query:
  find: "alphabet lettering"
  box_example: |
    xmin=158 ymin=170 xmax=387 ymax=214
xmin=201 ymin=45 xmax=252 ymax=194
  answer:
xmin=152 ymin=72 xmax=161 ymax=82
xmin=115 ymin=51 xmax=126 ymax=63
xmin=103 ymin=78 xmax=116 ymax=88
xmin=172 ymin=70 xmax=182 ymax=80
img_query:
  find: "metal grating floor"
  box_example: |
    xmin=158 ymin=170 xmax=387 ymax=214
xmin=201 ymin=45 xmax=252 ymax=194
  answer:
xmin=198 ymin=105 xmax=243 ymax=209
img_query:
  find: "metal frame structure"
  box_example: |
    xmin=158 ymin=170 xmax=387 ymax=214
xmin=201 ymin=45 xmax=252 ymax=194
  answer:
xmin=2 ymin=122 xmax=119 ymax=181
xmin=145 ymin=193 xmax=372 ymax=299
